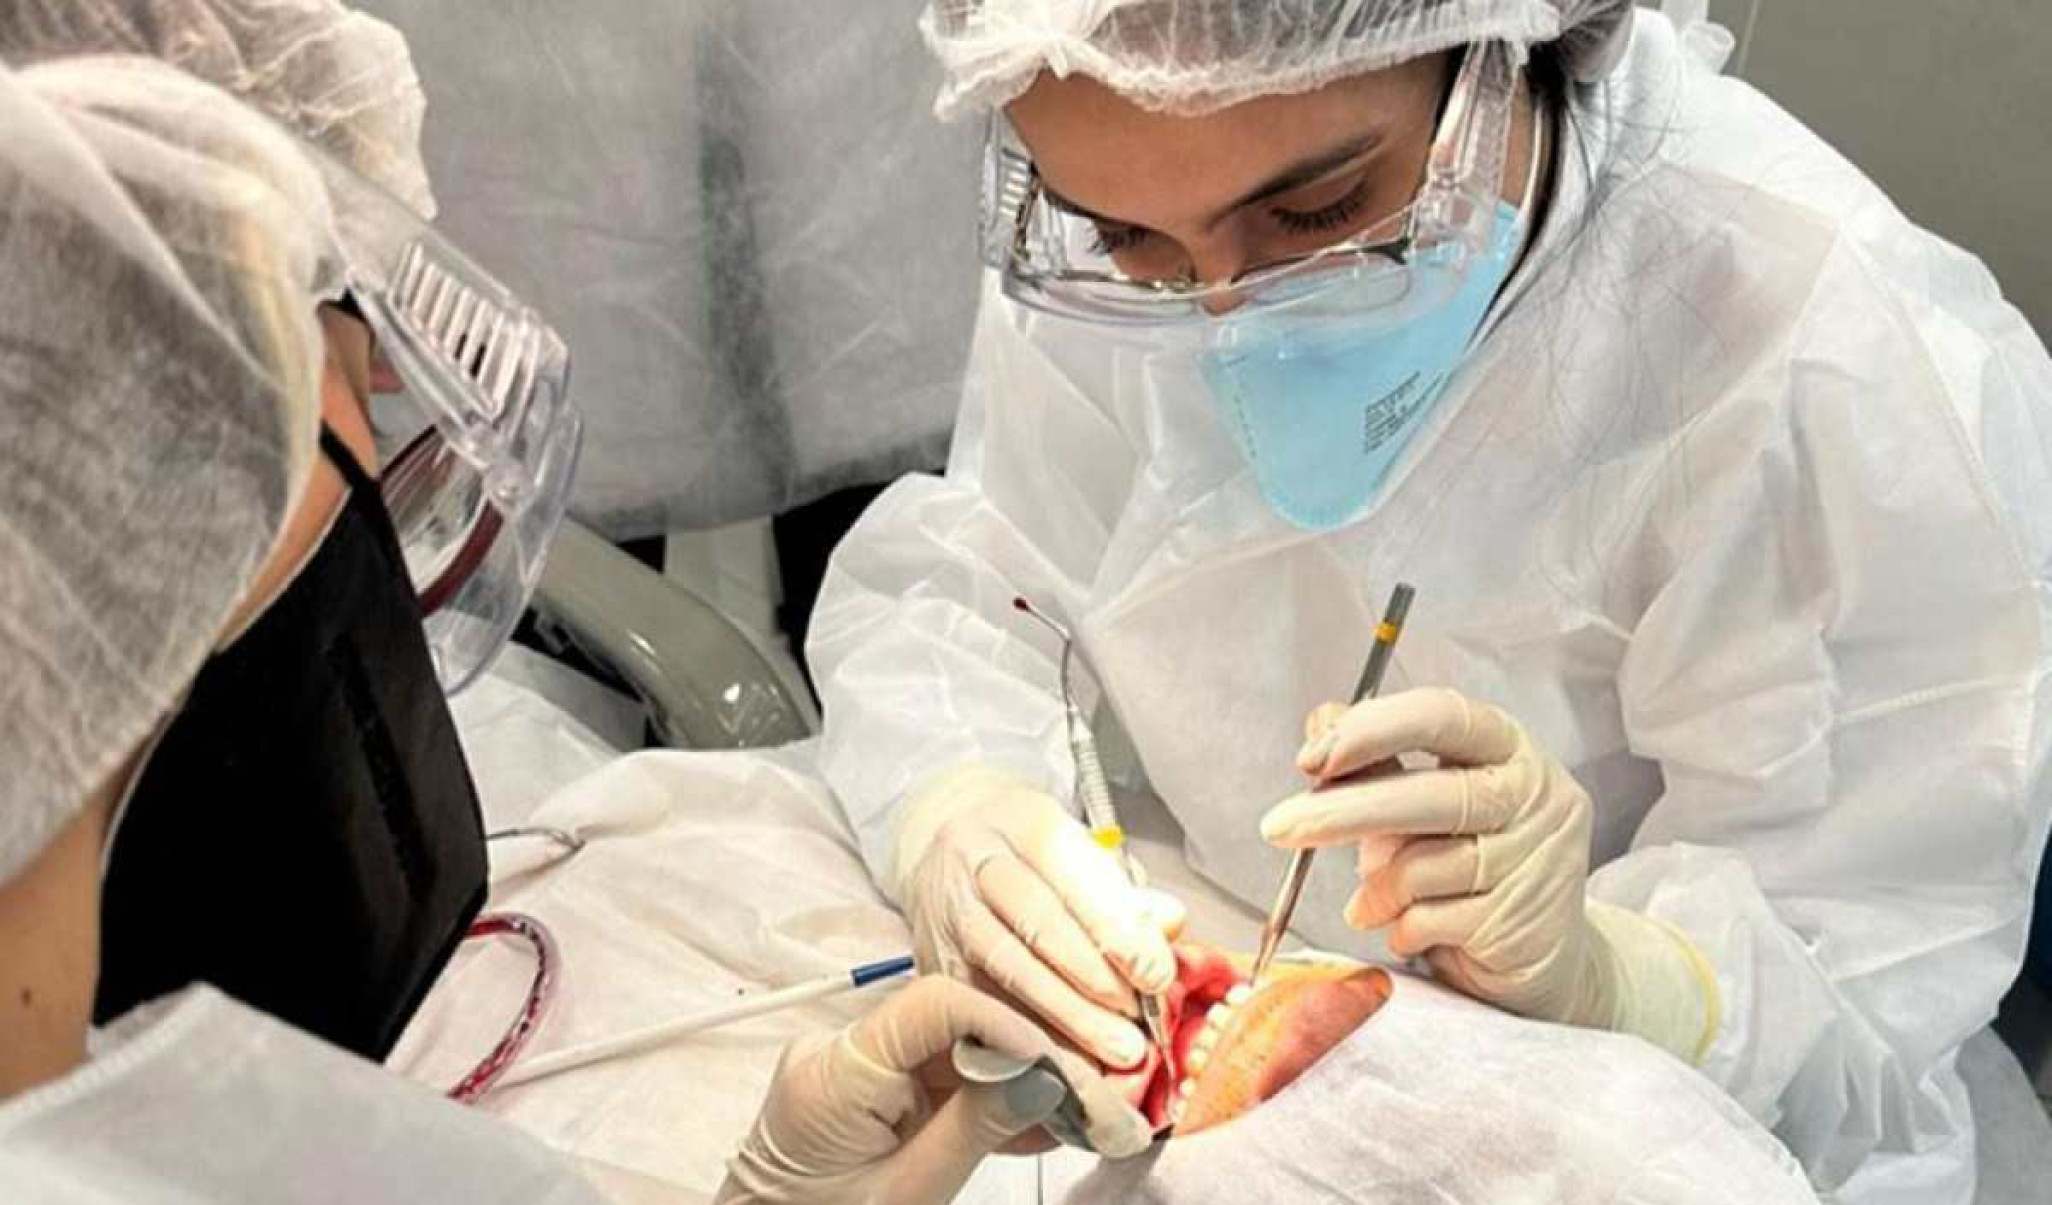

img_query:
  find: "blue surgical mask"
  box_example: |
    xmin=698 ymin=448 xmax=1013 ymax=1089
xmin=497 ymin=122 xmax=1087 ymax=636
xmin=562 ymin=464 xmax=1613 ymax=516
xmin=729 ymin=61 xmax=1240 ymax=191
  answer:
xmin=1200 ymin=200 xmax=1526 ymax=531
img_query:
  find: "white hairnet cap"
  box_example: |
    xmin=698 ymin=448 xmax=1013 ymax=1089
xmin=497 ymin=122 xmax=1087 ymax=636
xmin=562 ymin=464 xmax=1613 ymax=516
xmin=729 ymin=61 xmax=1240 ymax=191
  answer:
xmin=920 ymin=0 xmax=1637 ymax=119
xmin=0 ymin=0 xmax=435 ymax=222
xmin=0 ymin=56 xmax=336 ymax=886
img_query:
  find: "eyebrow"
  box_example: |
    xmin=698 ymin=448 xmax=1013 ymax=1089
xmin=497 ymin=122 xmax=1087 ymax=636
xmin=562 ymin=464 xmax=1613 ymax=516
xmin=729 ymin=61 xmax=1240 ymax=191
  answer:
xmin=1041 ymin=133 xmax=1384 ymax=229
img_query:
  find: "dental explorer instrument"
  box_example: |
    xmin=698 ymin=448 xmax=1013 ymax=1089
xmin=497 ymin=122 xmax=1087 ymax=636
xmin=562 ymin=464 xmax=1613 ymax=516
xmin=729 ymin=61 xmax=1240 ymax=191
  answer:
xmin=1248 ymin=582 xmax=1416 ymax=990
xmin=488 ymin=954 xmax=915 ymax=1091
xmin=1012 ymin=597 xmax=1176 ymax=1062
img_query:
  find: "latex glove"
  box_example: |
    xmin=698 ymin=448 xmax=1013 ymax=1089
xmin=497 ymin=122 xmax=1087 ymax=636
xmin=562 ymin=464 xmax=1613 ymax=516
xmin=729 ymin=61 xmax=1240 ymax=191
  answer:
xmin=891 ymin=763 xmax=1186 ymax=1069
xmin=1262 ymin=689 xmax=1719 ymax=1063
xmin=717 ymin=976 xmax=1149 ymax=1205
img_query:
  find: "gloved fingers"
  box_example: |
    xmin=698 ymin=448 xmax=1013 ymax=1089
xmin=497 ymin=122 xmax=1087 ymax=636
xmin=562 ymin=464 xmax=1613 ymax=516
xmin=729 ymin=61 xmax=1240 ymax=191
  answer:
xmin=893 ymin=1072 xmax=940 ymax=1141
xmin=977 ymin=854 xmax=1137 ymax=1014
xmin=1303 ymin=700 xmax=1350 ymax=742
xmin=1136 ymin=887 xmax=1188 ymax=942
xmin=1342 ymin=835 xmax=1480 ymax=930
xmin=851 ymin=1056 xmax=930 ymax=1142
xmin=1422 ymin=946 xmax=1488 ymax=1001
xmin=1021 ymin=819 xmax=1178 ymax=997
xmin=846 ymin=975 xmax=1054 ymax=1078
xmin=1355 ymin=831 xmax=1408 ymax=880
xmin=884 ymin=1073 xmax=1066 ymax=1204
xmin=788 ymin=1031 xmax=918 ymax=1150
xmin=1385 ymin=893 xmax=1492 ymax=959
xmin=956 ymin=900 xmax=1152 ymax=1069
xmin=1262 ymin=760 xmax=1528 ymax=849
xmin=1321 ymin=756 xmax=1403 ymax=791
xmin=1296 ymin=688 xmax=1523 ymax=780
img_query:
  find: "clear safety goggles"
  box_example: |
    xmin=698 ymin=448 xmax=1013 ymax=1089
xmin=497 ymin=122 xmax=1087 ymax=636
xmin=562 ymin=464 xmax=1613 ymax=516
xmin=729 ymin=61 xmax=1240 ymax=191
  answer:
xmin=982 ymin=40 xmax=1521 ymax=327
xmin=313 ymin=153 xmax=582 ymax=695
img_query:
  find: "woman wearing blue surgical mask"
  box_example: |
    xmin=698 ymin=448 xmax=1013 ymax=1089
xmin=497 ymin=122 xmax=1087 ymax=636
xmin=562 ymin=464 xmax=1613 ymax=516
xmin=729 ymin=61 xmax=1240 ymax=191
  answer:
xmin=809 ymin=2 xmax=2052 ymax=1200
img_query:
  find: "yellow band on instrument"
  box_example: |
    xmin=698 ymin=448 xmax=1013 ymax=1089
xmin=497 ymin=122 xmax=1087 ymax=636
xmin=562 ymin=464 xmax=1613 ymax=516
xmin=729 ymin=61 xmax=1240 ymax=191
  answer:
xmin=1375 ymin=621 xmax=1401 ymax=643
xmin=1090 ymin=825 xmax=1125 ymax=850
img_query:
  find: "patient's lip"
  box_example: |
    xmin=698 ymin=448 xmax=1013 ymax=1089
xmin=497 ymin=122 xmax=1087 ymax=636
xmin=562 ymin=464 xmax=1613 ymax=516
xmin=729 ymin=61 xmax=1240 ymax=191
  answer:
xmin=1246 ymin=970 xmax=1390 ymax=1106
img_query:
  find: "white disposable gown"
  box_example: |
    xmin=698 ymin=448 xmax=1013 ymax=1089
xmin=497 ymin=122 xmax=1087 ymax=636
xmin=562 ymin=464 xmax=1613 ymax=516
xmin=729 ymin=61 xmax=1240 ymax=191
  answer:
xmin=0 ymin=987 xmax=603 ymax=1203
xmin=810 ymin=11 xmax=2052 ymax=1203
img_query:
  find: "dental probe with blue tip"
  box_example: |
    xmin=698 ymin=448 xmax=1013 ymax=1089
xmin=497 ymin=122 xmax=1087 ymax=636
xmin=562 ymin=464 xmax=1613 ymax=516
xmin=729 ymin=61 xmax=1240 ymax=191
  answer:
xmin=1247 ymin=582 xmax=1416 ymax=992
xmin=1011 ymin=597 xmax=1176 ymax=1061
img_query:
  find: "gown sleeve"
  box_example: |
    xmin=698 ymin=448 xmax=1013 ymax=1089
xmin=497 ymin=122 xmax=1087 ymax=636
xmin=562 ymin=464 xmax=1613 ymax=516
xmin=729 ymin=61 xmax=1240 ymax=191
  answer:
xmin=808 ymin=278 xmax=1132 ymax=888
xmin=1588 ymin=232 xmax=2052 ymax=1193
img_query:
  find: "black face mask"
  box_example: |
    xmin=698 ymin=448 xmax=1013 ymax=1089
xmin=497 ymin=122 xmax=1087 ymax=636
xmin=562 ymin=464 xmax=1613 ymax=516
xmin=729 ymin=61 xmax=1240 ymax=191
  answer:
xmin=95 ymin=427 xmax=488 ymax=1059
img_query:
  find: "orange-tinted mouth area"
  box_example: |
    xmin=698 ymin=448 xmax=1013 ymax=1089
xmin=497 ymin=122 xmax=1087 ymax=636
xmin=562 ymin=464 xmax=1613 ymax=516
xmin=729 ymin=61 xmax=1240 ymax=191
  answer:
xmin=1105 ymin=942 xmax=1392 ymax=1138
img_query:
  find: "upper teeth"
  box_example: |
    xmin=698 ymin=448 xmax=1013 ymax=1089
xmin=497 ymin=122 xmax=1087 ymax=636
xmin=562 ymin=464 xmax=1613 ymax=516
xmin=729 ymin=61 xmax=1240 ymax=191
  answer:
xmin=1171 ymin=984 xmax=1255 ymax=1120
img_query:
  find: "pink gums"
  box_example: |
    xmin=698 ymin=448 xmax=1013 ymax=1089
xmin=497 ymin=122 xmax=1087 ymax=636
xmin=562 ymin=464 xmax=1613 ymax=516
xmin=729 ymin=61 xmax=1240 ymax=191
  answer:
xmin=1099 ymin=943 xmax=1246 ymax=1132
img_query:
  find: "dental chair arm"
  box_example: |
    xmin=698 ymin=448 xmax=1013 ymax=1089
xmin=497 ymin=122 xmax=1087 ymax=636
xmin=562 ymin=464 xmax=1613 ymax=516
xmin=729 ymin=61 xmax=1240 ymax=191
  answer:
xmin=532 ymin=519 xmax=818 ymax=750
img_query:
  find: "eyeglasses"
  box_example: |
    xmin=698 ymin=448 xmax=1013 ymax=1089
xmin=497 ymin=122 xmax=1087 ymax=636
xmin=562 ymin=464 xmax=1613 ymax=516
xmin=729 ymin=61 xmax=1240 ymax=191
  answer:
xmin=982 ymin=41 xmax=1522 ymax=326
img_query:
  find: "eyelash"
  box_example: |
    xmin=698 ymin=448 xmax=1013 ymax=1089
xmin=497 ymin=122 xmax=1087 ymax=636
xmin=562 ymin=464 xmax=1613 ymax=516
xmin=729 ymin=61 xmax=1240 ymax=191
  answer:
xmin=1272 ymin=183 xmax=1369 ymax=236
xmin=1091 ymin=224 xmax=1148 ymax=256
xmin=1087 ymin=175 xmax=1373 ymax=255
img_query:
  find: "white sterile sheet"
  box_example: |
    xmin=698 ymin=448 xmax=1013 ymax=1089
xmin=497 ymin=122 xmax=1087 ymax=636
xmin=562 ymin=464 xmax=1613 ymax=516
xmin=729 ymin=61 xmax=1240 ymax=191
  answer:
xmin=1034 ymin=974 xmax=1818 ymax=1204
xmin=393 ymin=743 xmax=1817 ymax=1203
xmin=391 ymin=748 xmax=910 ymax=1203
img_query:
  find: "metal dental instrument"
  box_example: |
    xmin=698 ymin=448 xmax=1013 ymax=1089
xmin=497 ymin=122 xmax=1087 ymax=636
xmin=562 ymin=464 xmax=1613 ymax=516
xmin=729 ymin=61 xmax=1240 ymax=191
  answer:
xmin=1012 ymin=597 xmax=1175 ymax=1061
xmin=1248 ymin=582 xmax=1416 ymax=991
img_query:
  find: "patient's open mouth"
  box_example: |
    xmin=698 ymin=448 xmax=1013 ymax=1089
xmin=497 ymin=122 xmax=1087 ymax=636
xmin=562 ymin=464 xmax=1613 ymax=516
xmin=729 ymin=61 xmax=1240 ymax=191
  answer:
xmin=1113 ymin=943 xmax=1393 ymax=1137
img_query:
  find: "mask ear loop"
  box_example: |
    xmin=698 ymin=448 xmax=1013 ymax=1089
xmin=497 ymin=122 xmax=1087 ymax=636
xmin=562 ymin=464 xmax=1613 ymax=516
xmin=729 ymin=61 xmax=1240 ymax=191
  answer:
xmin=319 ymin=423 xmax=377 ymax=489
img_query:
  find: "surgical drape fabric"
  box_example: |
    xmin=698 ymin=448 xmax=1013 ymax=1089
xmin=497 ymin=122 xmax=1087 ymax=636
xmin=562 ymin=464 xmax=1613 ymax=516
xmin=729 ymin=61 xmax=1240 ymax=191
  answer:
xmin=811 ymin=11 xmax=2052 ymax=1202
xmin=1045 ymin=974 xmax=1818 ymax=1204
xmin=394 ymin=739 xmax=1820 ymax=1201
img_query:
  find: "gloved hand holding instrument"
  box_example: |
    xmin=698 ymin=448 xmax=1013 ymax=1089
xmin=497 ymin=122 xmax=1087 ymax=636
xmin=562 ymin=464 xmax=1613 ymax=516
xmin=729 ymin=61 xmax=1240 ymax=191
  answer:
xmin=1261 ymin=631 xmax=1720 ymax=1064
xmin=718 ymin=975 xmax=1144 ymax=1203
xmin=892 ymin=767 xmax=1187 ymax=1074
xmin=890 ymin=602 xmax=1187 ymax=1078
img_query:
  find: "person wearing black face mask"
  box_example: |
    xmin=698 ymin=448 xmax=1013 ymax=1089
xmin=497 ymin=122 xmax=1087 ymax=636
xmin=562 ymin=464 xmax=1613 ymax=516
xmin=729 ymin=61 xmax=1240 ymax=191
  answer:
xmin=69 ymin=53 xmax=592 ymax=1049
xmin=0 ymin=9 xmax=1141 ymax=1202
xmin=0 ymin=46 xmax=607 ymax=1198
xmin=92 ymin=299 xmax=494 ymax=1061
